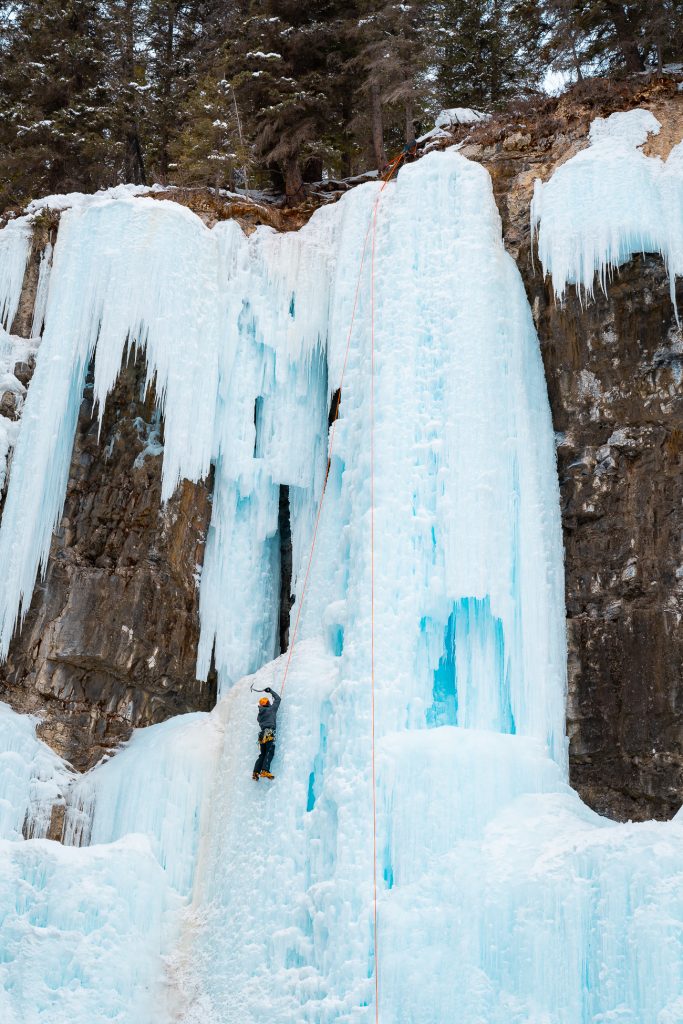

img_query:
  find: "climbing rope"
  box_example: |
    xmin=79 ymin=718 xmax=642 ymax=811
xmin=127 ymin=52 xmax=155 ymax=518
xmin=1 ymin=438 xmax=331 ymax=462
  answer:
xmin=276 ymin=147 xmax=407 ymax=1022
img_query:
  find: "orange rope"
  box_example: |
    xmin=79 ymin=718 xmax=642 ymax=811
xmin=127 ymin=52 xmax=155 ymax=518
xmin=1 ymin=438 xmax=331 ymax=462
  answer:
xmin=370 ymin=177 xmax=380 ymax=1024
xmin=369 ymin=150 xmax=396 ymax=1023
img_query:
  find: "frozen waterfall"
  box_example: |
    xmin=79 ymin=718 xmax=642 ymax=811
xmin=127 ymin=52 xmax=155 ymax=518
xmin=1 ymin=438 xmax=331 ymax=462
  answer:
xmin=0 ymin=140 xmax=681 ymax=1023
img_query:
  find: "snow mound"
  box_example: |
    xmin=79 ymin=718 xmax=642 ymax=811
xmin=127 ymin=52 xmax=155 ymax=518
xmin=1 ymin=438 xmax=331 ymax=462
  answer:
xmin=24 ymin=182 xmax=164 ymax=216
xmin=435 ymin=107 xmax=490 ymax=129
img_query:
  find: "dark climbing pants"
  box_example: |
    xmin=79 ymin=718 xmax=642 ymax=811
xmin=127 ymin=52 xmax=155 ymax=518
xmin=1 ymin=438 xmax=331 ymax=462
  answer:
xmin=254 ymin=740 xmax=275 ymax=775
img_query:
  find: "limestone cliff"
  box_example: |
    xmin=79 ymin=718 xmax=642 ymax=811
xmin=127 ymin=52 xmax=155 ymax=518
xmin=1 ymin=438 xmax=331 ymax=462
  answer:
xmin=1 ymin=77 xmax=681 ymax=820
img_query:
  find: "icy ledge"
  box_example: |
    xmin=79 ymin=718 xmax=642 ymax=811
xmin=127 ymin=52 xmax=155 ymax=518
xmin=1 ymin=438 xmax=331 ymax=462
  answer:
xmin=531 ymin=108 xmax=683 ymax=306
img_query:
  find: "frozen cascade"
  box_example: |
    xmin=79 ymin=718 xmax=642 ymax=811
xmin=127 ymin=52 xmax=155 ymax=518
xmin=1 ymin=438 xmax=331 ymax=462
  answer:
xmin=30 ymin=240 xmax=53 ymax=338
xmin=531 ymin=108 xmax=683 ymax=305
xmin=0 ymin=326 xmax=39 ymax=492
xmin=0 ymin=145 xmax=680 ymax=1023
xmin=0 ymin=196 xmax=333 ymax=688
xmin=62 ymin=711 xmax=223 ymax=896
xmin=0 ymin=704 xmax=223 ymax=1022
xmin=176 ymin=152 xmax=683 ymax=1024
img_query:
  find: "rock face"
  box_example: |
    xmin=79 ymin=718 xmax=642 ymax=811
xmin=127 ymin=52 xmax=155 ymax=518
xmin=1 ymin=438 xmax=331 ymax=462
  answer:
xmin=459 ymin=76 xmax=683 ymax=821
xmin=0 ymin=350 xmax=215 ymax=771
xmin=1 ymin=78 xmax=681 ymax=818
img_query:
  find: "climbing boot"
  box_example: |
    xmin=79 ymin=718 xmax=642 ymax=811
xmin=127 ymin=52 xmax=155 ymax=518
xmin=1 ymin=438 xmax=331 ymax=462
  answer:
xmin=260 ymin=771 xmax=275 ymax=780
xmin=252 ymin=772 xmax=259 ymax=781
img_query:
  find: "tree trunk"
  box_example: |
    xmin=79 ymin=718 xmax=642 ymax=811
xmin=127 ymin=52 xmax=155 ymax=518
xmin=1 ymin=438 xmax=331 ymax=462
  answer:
xmin=158 ymin=1 xmax=176 ymax=180
xmin=341 ymin=88 xmax=353 ymax=178
xmin=284 ymin=156 xmax=304 ymax=202
xmin=606 ymin=1 xmax=645 ymax=72
xmin=370 ymin=80 xmax=386 ymax=172
xmin=405 ymin=97 xmax=415 ymax=144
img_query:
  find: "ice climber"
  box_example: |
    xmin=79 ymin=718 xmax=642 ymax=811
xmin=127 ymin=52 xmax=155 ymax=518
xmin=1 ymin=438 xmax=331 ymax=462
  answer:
xmin=252 ymin=687 xmax=281 ymax=780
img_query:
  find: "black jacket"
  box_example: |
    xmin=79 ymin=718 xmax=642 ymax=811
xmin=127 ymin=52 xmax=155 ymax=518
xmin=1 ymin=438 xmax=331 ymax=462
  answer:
xmin=257 ymin=688 xmax=281 ymax=733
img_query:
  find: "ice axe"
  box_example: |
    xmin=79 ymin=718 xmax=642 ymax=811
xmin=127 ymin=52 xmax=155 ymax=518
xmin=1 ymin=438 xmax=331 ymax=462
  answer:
xmin=250 ymin=682 xmax=281 ymax=696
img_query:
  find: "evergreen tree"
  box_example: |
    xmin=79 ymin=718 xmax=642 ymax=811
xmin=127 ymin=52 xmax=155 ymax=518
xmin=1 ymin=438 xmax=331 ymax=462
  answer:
xmin=542 ymin=0 xmax=683 ymax=78
xmin=165 ymin=1 xmax=256 ymax=189
xmin=351 ymin=0 xmax=438 ymax=169
xmin=0 ymin=0 xmax=113 ymax=207
xmin=230 ymin=0 xmax=355 ymax=196
xmin=105 ymin=0 xmax=150 ymax=185
xmin=433 ymin=0 xmax=544 ymax=109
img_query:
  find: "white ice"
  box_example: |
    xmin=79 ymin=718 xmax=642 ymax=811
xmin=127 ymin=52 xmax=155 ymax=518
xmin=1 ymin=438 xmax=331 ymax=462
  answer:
xmin=0 ymin=326 xmax=39 ymax=492
xmin=0 ymin=216 xmax=31 ymax=331
xmin=0 ymin=701 xmax=73 ymax=840
xmin=171 ymin=152 xmax=683 ymax=1023
xmin=532 ymin=108 xmax=683 ymax=306
xmin=0 ymin=832 xmax=182 ymax=1024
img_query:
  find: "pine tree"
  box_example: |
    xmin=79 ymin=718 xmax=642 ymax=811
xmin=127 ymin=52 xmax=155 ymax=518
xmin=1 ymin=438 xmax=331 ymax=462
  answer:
xmin=542 ymin=0 xmax=683 ymax=79
xmin=230 ymin=0 xmax=355 ymax=196
xmin=433 ymin=0 xmax=544 ymax=109
xmin=352 ymin=0 xmax=439 ymax=169
xmin=0 ymin=0 xmax=113 ymax=207
xmin=165 ymin=1 xmax=256 ymax=189
xmin=105 ymin=0 xmax=150 ymax=185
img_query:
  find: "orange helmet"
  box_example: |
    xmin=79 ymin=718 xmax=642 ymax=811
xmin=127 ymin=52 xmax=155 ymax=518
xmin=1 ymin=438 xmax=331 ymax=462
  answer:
xmin=259 ymin=696 xmax=270 ymax=706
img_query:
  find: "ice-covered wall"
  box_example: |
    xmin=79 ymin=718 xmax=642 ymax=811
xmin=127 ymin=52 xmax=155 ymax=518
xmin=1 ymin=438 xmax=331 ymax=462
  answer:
xmin=0 ymin=195 xmax=332 ymax=690
xmin=531 ymin=108 xmax=683 ymax=306
xmin=175 ymin=151 xmax=683 ymax=1024
xmin=0 ymin=217 xmax=31 ymax=332
xmin=63 ymin=710 xmax=223 ymax=895
xmin=0 ymin=832 xmax=182 ymax=1024
xmin=1 ymin=137 xmax=682 ymax=1024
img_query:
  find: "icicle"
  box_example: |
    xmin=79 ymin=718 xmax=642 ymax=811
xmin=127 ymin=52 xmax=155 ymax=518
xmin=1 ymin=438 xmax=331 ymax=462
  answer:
xmin=532 ymin=108 xmax=683 ymax=312
xmin=0 ymin=216 xmax=32 ymax=332
xmin=30 ymin=240 xmax=53 ymax=337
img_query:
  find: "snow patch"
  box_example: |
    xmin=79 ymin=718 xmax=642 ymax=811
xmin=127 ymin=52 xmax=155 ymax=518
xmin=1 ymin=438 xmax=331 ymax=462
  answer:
xmin=435 ymin=107 xmax=490 ymax=129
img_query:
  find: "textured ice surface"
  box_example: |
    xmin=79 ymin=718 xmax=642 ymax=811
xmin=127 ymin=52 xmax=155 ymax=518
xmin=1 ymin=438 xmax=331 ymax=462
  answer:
xmin=0 ymin=327 xmax=38 ymax=492
xmin=63 ymin=711 xmax=223 ymax=895
xmin=175 ymin=152 xmax=683 ymax=1024
xmin=0 ymin=702 xmax=73 ymax=840
xmin=0 ymin=147 xmax=682 ymax=1023
xmin=0 ymin=705 xmax=219 ymax=1023
xmin=532 ymin=108 xmax=683 ymax=305
xmin=0 ymin=833 xmax=181 ymax=1024
xmin=31 ymin=240 xmax=52 ymax=337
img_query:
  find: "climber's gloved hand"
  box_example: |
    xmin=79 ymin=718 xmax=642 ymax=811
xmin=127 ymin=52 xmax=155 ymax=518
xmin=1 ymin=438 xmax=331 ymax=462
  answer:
xmin=264 ymin=687 xmax=273 ymax=694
